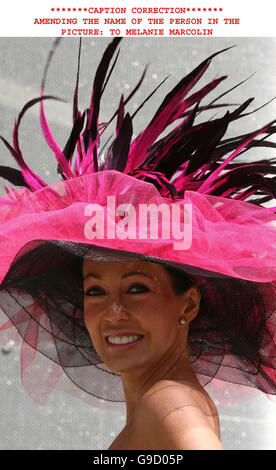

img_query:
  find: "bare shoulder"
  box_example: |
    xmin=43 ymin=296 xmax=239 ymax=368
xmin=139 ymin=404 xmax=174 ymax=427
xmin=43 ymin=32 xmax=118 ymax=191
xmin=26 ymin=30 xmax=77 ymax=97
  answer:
xmin=135 ymin=379 xmax=223 ymax=450
xmin=139 ymin=379 xmax=219 ymax=423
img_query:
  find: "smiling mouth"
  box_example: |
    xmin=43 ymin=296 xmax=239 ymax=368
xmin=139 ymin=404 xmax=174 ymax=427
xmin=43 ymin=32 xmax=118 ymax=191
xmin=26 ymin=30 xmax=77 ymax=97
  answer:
xmin=106 ymin=335 xmax=144 ymax=345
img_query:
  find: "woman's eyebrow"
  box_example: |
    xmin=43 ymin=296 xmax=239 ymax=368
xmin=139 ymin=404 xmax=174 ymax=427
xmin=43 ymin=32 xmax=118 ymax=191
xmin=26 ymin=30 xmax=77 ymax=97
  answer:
xmin=83 ymin=271 xmax=152 ymax=281
xmin=121 ymin=272 xmax=152 ymax=279
xmin=83 ymin=272 xmax=101 ymax=280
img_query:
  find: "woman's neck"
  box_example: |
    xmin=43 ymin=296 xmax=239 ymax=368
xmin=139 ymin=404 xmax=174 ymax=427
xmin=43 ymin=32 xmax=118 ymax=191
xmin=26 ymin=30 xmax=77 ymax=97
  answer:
xmin=121 ymin=349 xmax=199 ymax=425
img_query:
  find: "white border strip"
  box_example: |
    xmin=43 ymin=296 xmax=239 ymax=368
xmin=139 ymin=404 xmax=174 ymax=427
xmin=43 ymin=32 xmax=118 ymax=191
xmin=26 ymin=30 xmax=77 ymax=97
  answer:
xmin=0 ymin=0 xmax=275 ymax=37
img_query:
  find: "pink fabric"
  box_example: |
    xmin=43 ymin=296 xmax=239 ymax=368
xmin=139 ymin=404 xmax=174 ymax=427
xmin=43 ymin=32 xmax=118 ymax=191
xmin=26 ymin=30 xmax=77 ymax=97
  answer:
xmin=0 ymin=170 xmax=275 ymax=285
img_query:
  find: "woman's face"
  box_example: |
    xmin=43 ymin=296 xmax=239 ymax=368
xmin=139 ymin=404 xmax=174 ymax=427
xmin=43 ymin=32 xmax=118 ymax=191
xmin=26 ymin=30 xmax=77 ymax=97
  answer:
xmin=83 ymin=259 xmax=199 ymax=374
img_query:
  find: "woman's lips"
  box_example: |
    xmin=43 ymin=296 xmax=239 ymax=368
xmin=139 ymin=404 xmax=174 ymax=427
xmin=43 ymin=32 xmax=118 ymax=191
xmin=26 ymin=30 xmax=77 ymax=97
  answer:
xmin=104 ymin=330 xmax=144 ymax=338
xmin=105 ymin=335 xmax=144 ymax=350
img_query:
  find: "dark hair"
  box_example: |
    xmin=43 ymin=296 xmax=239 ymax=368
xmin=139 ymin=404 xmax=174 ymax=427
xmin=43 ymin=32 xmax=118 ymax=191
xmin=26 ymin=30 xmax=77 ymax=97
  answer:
xmin=162 ymin=265 xmax=194 ymax=295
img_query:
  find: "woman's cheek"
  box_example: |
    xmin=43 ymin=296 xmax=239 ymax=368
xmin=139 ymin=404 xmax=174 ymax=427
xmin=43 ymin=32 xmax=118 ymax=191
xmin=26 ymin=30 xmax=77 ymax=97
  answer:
xmin=84 ymin=305 xmax=98 ymax=334
xmin=83 ymin=312 xmax=101 ymax=350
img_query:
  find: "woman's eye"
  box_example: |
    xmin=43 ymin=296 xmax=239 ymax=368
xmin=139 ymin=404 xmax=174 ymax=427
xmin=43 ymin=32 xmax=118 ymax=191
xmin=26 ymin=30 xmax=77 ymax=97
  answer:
xmin=85 ymin=287 xmax=105 ymax=296
xmin=128 ymin=284 xmax=149 ymax=294
xmin=84 ymin=284 xmax=149 ymax=296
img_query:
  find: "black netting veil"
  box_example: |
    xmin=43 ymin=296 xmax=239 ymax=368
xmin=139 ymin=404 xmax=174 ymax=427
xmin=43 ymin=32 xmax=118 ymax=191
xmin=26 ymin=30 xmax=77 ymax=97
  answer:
xmin=0 ymin=239 xmax=275 ymax=403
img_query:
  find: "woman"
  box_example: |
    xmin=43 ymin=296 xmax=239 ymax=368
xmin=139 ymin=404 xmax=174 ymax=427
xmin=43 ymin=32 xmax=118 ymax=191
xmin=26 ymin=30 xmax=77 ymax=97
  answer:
xmin=0 ymin=37 xmax=275 ymax=450
xmin=83 ymin=258 xmax=223 ymax=449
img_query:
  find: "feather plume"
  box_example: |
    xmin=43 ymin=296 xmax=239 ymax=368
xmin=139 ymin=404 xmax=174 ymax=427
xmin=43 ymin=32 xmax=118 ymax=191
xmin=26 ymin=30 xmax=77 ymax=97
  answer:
xmin=0 ymin=39 xmax=275 ymax=210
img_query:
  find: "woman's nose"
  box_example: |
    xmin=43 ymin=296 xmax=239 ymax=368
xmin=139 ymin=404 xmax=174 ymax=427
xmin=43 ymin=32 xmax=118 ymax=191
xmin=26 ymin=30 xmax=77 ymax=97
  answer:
xmin=104 ymin=300 xmax=130 ymax=323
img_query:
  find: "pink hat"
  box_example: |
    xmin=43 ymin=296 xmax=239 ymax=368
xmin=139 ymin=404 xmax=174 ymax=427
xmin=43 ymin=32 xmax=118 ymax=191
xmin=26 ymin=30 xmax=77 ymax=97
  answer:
xmin=0 ymin=38 xmax=275 ymax=406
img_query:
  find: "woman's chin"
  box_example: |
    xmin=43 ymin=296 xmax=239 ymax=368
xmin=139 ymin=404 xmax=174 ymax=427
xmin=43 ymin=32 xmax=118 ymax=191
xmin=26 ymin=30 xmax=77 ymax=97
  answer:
xmin=90 ymin=345 xmax=144 ymax=373
xmin=103 ymin=361 xmax=137 ymax=374
xmin=102 ymin=356 xmax=149 ymax=375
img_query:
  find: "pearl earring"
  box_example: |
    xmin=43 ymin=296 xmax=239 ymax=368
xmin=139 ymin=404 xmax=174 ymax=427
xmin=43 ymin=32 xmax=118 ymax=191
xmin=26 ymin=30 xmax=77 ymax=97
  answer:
xmin=179 ymin=318 xmax=186 ymax=325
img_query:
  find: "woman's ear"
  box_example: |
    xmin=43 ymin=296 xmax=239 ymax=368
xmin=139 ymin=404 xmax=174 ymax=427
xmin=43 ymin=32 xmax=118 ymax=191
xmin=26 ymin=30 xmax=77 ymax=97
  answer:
xmin=181 ymin=285 xmax=201 ymax=323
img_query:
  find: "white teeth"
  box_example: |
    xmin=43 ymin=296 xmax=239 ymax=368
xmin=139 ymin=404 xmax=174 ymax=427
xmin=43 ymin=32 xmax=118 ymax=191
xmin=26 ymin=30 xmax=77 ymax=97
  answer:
xmin=107 ymin=335 xmax=143 ymax=345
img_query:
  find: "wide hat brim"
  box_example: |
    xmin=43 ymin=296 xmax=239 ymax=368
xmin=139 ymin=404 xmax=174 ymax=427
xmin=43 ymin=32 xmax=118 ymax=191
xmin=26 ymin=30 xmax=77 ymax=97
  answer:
xmin=0 ymin=171 xmax=275 ymax=405
xmin=0 ymin=170 xmax=275 ymax=283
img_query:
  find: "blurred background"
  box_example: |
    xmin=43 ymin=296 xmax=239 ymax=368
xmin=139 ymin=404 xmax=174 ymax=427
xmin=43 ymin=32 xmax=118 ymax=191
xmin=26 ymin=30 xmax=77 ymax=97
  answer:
xmin=0 ymin=37 xmax=275 ymax=450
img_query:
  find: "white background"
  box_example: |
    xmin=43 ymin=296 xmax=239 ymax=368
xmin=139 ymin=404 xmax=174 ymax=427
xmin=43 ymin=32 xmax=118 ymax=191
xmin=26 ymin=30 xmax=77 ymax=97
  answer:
xmin=0 ymin=0 xmax=275 ymax=36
